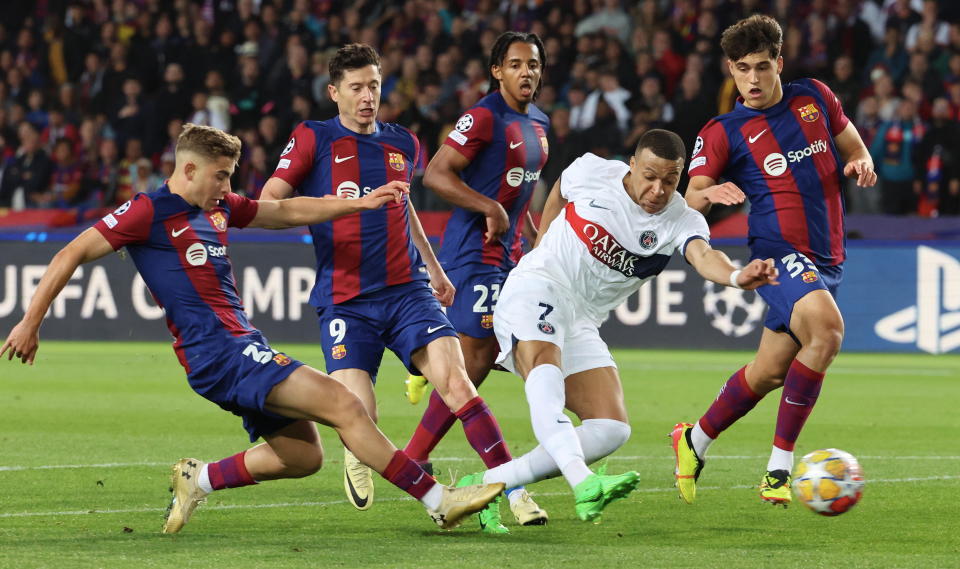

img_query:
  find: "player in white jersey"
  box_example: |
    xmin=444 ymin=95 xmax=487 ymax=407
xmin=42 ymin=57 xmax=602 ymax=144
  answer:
xmin=455 ymin=130 xmax=780 ymax=523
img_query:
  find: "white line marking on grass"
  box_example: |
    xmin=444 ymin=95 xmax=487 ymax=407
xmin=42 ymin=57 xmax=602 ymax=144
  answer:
xmin=2 ymin=475 xmax=957 ymax=519
xmin=2 ymin=455 xmax=959 ymax=473
xmin=619 ymin=363 xmax=956 ymax=377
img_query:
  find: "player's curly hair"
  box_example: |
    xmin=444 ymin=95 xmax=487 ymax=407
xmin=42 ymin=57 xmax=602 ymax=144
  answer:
xmin=635 ymin=129 xmax=686 ymax=162
xmin=329 ymin=43 xmax=381 ymax=86
xmin=176 ymin=123 xmax=241 ymax=162
xmin=720 ymin=14 xmax=783 ymax=62
xmin=487 ymin=31 xmax=547 ymax=100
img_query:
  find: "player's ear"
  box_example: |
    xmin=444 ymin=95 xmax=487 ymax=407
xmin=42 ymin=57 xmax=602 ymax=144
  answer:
xmin=184 ymin=160 xmax=196 ymax=181
xmin=776 ymin=56 xmax=784 ymax=74
xmin=491 ymin=64 xmax=503 ymax=82
xmin=327 ymin=81 xmax=339 ymax=103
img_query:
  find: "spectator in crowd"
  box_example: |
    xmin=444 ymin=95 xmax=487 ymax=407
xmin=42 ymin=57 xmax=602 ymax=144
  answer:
xmin=48 ymin=138 xmax=84 ymax=207
xmin=871 ymin=99 xmax=925 ymax=215
xmin=915 ymin=97 xmax=960 ymax=216
xmin=0 ymin=121 xmax=52 ymax=208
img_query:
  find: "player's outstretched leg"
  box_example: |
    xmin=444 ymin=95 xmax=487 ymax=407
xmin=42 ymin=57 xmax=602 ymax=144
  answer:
xmin=670 ymin=422 xmax=704 ymax=505
xmin=405 ymin=374 xmax=429 ymax=404
xmin=344 ymin=448 xmax=374 ymax=511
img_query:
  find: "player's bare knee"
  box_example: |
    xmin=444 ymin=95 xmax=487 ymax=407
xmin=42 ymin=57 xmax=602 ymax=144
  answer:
xmin=282 ymin=449 xmax=324 ymax=478
xmin=807 ymin=326 xmax=844 ymax=365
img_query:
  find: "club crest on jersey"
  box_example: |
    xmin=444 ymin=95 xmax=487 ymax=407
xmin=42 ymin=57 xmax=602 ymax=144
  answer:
xmin=540 ymin=136 xmax=549 ymax=154
xmin=272 ymin=353 xmax=292 ymax=366
xmin=798 ymin=103 xmax=820 ymax=123
xmin=801 ymin=270 xmax=819 ymax=283
xmin=388 ymin=152 xmax=406 ymax=171
xmin=114 ymin=200 xmax=132 ymax=216
xmin=281 ymin=137 xmax=295 ymax=156
xmin=481 ymin=314 xmax=494 ymax=329
xmin=537 ymin=321 xmax=555 ymax=335
xmin=209 ymin=211 xmax=227 ymax=232
xmin=640 ymin=230 xmax=658 ymax=250
xmin=331 ymin=344 xmax=347 ymax=360
xmin=455 ymin=114 xmax=474 ymax=132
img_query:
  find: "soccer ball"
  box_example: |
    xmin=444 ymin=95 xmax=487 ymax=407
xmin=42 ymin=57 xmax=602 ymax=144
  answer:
xmin=793 ymin=449 xmax=865 ymax=516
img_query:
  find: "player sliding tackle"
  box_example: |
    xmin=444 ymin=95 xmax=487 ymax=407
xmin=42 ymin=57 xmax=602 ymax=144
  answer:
xmin=457 ymin=129 xmax=779 ymax=523
xmin=1 ymin=123 xmax=503 ymax=533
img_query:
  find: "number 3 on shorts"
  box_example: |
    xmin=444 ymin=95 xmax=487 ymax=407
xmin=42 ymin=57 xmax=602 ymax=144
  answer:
xmin=329 ymin=318 xmax=346 ymax=343
xmin=780 ymin=252 xmax=816 ymax=279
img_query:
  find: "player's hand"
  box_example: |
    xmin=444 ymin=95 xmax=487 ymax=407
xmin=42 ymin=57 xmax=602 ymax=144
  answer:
xmin=427 ymin=268 xmax=456 ymax=307
xmin=736 ymin=258 xmax=780 ymax=290
xmin=702 ymin=182 xmax=746 ymax=206
xmin=483 ymin=201 xmax=510 ymax=244
xmin=843 ymin=159 xmax=877 ymax=187
xmin=1 ymin=321 xmax=41 ymax=365
xmin=360 ymin=181 xmax=410 ymax=209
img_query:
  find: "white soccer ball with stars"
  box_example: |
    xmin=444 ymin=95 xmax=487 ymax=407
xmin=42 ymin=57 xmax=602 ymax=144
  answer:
xmin=793 ymin=448 xmax=865 ymax=516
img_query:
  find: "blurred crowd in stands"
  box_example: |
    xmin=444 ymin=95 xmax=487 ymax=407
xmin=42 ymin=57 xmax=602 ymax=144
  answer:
xmin=0 ymin=0 xmax=958 ymax=220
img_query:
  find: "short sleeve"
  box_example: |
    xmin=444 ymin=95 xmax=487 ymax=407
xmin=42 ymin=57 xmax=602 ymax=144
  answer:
xmin=687 ymin=120 xmax=729 ymax=180
xmin=224 ymin=192 xmax=259 ymax=228
xmin=675 ymin=207 xmax=711 ymax=258
xmin=810 ymin=79 xmax=850 ymax=137
xmin=269 ymin=122 xmax=318 ymax=190
xmin=443 ymin=107 xmax=494 ymax=162
xmin=559 ymin=155 xmax=587 ymax=200
xmin=93 ymin=193 xmax=154 ymax=250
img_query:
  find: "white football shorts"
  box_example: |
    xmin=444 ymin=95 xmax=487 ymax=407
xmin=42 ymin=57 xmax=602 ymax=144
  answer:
xmin=493 ymin=274 xmax=616 ymax=377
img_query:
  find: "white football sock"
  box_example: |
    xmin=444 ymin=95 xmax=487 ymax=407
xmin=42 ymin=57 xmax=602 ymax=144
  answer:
xmin=197 ymin=463 xmax=214 ymax=493
xmin=483 ymin=418 xmax=631 ymax=488
xmin=691 ymin=422 xmax=714 ymax=459
xmin=420 ymin=483 xmax=443 ymax=510
xmin=767 ymin=446 xmax=794 ymax=472
xmin=524 ymin=364 xmax=592 ymax=489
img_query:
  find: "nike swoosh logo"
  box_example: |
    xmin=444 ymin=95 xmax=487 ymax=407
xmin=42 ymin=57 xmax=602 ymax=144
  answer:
xmin=588 ymin=199 xmax=610 ymax=210
xmin=345 ymin=472 xmax=369 ymax=508
xmin=748 ymin=129 xmax=767 ymax=143
xmin=334 ymin=155 xmax=355 ymax=163
xmin=556 ymin=417 xmax=571 ymax=424
xmin=784 ymin=397 xmax=806 ymax=406
xmin=412 ymin=472 xmax=424 ymax=485
xmin=509 ymin=141 xmax=523 ymax=149
xmin=483 ymin=441 xmax=502 ymax=453
xmin=171 ymin=227 xmax=189 ymax=237
xmin=426 ymin=325 xmax=446 ymax=334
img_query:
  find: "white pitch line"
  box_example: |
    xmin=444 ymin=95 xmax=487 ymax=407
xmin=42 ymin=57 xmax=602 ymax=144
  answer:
xmin=2 ymin=454 xmax=959 ymax=473
xmin=617 ymin=363 xmax=957 ymax=377
xmin=1 ymin=475 xmax=957 ymax=519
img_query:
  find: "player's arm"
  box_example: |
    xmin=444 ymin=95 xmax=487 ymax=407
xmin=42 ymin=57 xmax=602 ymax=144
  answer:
xmin=533 ymin=179 xmax=566 ymax=248
xmin=249 ymin=181 xmax=409 ymax=229
xmin=683 ymin=175 xmax=746 ymax=215
xmin=2 ymin=228 xmax=115 ymax=365
xmin=407 ymin=199 xmax=455 ymax=306
xmin=423 ymin=145 xmax=509 ymax=244
xmin=522 ymin=210 xmax=538 ymax=245
xmin=834 ymin=122 xmax=877 ymax=188
xmin=683 ymin=238 xmax=779 ymax=291
xmin=259 ymin=176 xmax=295 ymax=200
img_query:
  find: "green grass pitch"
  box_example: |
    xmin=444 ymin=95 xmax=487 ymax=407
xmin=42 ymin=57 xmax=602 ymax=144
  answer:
xmin=1 ymin=342 xmax=958 ymax=568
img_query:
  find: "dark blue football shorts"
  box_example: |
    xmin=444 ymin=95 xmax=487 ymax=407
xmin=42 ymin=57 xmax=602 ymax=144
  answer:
xmin=316 ymin=280 xmax=457 ymax=382
xmin=444 ymin=264 xmax=508 ymax=339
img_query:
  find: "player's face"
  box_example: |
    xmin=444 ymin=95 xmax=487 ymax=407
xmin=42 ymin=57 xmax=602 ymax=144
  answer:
xmin=728 ymin=52 xmax=784 ymax=110
xmin=329 ymin=64 xmax=381 ymax=134
xmin=187 ymin=154 xmax=236 ymax=211
xmin=492 ymin=41 xmax=542 ymax=112
xmin=625 ymin=148 xmax=683 ymax=214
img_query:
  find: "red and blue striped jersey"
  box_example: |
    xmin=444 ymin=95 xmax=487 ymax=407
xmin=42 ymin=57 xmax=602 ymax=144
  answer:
xmin=93 ymin=186 xmax=260 ymax=372
xmin=438 ymin=91 xmax=550 ymax=271
xmin=688 ymin=78 xmax=850 ymax=266
xmin=270 ymin=117 xmax=426 ymax=306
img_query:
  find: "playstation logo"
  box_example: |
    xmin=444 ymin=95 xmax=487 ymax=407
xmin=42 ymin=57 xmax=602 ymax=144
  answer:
xmin=874 ymin=246 xmax=960 ymax=354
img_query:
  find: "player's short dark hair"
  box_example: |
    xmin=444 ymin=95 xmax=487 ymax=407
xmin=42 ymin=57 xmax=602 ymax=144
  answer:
xmin=634 ymin=129 xmax=686 ymax=162
xmin=329 ymin=43 xmax=381 ymax=86
xmin=487 ymin=31 xmax=547 ymax=99
xmin=720 ymin=15 xmax=783 ymax=62
xmin=176 ymin=123 xmax=241 ymax=162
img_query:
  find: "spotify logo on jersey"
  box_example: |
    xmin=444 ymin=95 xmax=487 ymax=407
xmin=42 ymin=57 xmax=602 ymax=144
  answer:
xmin=763 ymin=153 xmax=788 ymax=176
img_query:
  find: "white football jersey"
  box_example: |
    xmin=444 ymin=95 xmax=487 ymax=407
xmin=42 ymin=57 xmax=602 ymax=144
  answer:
xmin=512 ymin=153 xmax=710 ymax=325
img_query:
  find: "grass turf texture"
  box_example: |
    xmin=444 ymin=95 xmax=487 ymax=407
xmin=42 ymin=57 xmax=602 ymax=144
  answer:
xmin=1 ymin=342 xmax=958 ymax=568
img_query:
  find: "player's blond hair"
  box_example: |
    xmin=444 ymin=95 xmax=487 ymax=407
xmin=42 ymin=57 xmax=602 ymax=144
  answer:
xmin=175 ymin=123 xmax=242 ymax=162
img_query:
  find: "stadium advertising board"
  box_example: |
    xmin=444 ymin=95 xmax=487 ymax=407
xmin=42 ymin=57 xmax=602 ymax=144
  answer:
xmin=0 ymin=242 xmax=957 ymax=354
